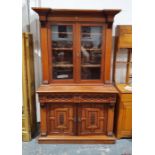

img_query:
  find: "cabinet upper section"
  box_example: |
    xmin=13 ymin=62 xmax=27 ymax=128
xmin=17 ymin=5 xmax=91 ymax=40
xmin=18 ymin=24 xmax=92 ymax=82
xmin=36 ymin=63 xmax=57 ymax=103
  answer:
xmin=32 ymin=8 xmax=121 ymax=84
xmin=32 ymin=8 xmax=121 ymax=23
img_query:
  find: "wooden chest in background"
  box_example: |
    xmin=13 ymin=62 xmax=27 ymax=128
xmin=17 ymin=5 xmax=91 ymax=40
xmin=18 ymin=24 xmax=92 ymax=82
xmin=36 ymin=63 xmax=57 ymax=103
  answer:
xmin=114 ymin=84 xmax=132 ymax=138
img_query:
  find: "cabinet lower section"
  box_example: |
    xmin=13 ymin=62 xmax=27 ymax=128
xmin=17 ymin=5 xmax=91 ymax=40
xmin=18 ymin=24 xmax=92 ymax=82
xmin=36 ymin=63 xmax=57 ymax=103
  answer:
xmin=38 ymin=89 xmax=117 ymax=143
xmin=114 ymin=84 xmax=132 ymax=139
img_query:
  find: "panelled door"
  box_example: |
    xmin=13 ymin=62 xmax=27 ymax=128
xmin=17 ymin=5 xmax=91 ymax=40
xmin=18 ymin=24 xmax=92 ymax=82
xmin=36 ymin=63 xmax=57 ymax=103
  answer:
xmin=78 ymin=103 xmax=108 ymax=135
xmin=47 ymin=103 xmax=76 ymax=135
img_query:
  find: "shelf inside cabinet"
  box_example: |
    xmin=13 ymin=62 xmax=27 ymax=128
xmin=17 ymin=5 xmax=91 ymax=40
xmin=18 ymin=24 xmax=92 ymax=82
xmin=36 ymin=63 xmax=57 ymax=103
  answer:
xmin=52 ymin=32 xmax=73 ymax=35
xmin=53 ymin=64 xmax=73 ymax=67
xmin=81 ymin=32 xmax=101 ymax=36
xmin=115 ymin=61 xmax=132 ymax=64
xmin=81 ymin=64 xmax=101 ymax=68
xmin=52 ymin=48 xmax=73 ymax=51
xmin=82 ymin=48 xmax=101 ymax=51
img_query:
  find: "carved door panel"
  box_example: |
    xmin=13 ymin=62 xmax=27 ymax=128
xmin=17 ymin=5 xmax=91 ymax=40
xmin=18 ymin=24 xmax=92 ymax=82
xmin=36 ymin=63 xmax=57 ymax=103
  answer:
xmin=47 ymin=103 xmax=76 ymax=135
xmin=120 ymin=102 xmax=132 ymax=135
xmin=78 ymin=103 xmax=108 ymax=135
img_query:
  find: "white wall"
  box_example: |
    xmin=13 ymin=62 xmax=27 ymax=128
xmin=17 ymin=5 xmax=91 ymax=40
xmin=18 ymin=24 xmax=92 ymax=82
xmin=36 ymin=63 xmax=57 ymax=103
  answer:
xmin=23 ymin=0 xmax=132 ymax=122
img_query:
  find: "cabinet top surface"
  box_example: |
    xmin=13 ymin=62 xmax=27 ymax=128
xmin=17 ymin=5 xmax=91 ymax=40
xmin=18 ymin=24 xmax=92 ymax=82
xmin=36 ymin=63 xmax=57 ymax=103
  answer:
xmin=32 ymin=7 xmax=121 ymax=13
xmin=37 ymin=84 xmax=118 ymax=93
xmin=32 ymin=7 xmax=121 ymax=17
xmin=116 ymin=84 xmax=132 ymax=94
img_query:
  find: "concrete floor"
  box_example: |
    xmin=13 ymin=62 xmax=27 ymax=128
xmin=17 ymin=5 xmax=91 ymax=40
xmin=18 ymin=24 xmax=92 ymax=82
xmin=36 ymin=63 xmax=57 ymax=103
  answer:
xmin=22 ymin=138 xmax=132 ymax=155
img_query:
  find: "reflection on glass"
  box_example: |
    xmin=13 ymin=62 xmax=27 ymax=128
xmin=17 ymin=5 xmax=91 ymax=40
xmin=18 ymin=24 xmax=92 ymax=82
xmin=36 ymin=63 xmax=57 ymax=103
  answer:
xmin=81 ymin=26 xmax=102 ymax=79
xmin=115 ymin=63 xmax=127 ymax=83
xmin=51 ymin=25 xmax=73 ymax=80
xmin=53 ymin=67 xmax=73 ymax=79
xmin=81 ymin=67 xmax=101 ymax=79
xmin=53 ymin=51 xmax=73 ymax=65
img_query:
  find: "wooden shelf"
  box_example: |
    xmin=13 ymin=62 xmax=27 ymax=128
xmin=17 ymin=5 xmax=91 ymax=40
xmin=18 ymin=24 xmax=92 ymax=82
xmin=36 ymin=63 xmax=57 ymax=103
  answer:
xmin=52 ymin=32 xmax=72 ymax=35
xmin=81 ymin=33 xmax=101 ymax=36
xmin=52 ymin=48 xmax=73 ymax=51
xmin=81 ymin=64 xmax=101 ymax=67
xmin=53 ymin=64 xmax=73 ymax=67
xmin=116 ymin=61 xmax=132 ymax=64
xmin=82 ymin=48 xmax=101 ymax=51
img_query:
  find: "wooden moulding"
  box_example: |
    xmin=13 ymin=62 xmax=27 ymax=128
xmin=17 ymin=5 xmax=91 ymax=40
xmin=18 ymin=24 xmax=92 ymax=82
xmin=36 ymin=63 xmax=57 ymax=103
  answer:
xmin=38 ymin=135 xmax=116 ymax=144
xmin=32 ymin=8 xmax=121 ymax=23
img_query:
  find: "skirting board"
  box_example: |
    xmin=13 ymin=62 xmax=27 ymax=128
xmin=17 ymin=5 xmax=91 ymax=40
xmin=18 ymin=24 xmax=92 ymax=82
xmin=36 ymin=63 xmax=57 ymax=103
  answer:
xmin=38 ymin=135 xmax=116 ymax=144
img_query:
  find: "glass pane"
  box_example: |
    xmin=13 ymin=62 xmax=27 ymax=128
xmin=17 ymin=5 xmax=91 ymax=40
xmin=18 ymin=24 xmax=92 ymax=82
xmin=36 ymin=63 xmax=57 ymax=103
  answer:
xmin=115 ymin=63 xmax=127 ymax=83
xmin=81 ymin=67 xmax=101 ymax=79
xmin=116 ymin=49 xmax=128 ymax=62
xmin=81 ymin=26 xmax=102 ymax=79
xmin=51 ymin=25 xmax=73 ymax=80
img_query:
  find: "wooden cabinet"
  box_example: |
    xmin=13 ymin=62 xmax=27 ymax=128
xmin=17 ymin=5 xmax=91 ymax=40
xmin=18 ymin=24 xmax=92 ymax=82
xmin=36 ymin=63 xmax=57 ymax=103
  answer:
xmin=32 ymin=8 xmax=121 ymax=144
xmin=113 ymin=25 xmax=132 ymax=84
xmin=113 ymin=25 xmax=132 ymax=139
xmin=114 ymin=84 xmax=132 ymax=138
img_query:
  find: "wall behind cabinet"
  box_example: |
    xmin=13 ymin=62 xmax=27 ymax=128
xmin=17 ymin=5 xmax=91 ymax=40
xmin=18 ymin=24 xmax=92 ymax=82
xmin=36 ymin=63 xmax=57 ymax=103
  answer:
xmin=22 ymin=0 xmax=132 ymax=122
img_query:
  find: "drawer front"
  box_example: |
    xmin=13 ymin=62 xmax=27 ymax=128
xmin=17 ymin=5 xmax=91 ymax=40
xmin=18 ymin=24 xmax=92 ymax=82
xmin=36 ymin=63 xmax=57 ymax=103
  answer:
xmin=121 ymin=94 xmax=132 ymax=102
xmin=118 ymin=34 xmax=132 ymax=48
xmin=39 ymin=94 xmax=74 ymax=103
xmin=118 ymin=26 xmax=132 ymax=35
xmin=39 ymin=93 xmax=117 ymax=103
xmin=80 ymin=94 xmax=116 ymax=103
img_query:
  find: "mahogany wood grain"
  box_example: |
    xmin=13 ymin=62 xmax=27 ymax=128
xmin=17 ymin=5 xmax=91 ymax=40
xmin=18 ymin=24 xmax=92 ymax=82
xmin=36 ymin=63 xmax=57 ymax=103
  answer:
xmin=37 ymin=85 xmax=118 ymax=93
xmin=40 ymin=103 xmax=47 ymax=136
xmin=40 ymin=23 xmax=50 ymax=84
xmin=32 ymin=8 xmax=121 ymax=143
xmin=38 ymin=135 xmax=116 ymax=144
xmin=104 ymin=24 xmax=112 ymax=84
xmin=107 ymin=104 xmax=115 ymax=136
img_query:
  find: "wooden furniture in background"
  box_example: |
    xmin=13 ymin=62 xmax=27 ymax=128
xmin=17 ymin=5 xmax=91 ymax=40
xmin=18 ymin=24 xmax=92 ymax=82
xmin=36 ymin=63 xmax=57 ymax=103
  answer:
xmin=32 ymin=8 xmax=121 ymax=144
xmin=113 ymin=25 xmax=132 ymax=84
xmin=22 ymin=33 xmax=37 ymax=141
xmin=113 ymin=25 xmax=132 ymax=138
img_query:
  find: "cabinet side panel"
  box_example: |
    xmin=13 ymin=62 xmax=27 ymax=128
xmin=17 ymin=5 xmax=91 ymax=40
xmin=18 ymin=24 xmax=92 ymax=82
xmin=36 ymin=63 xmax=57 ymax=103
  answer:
xmin=40 ymin=24 xmax=50 ymax=84
xmin=104 ymin=24 xmax=112 ymax=84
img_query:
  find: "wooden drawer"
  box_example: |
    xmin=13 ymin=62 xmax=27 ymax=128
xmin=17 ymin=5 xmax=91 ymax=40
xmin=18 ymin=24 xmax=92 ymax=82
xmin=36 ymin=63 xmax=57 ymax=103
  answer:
xmin=39 ymin=93 xmax=117 ymax=103
xmin=80 ymin=94 xmax=116 ymax=103
xmin=118 ymin=34 xmax=132 ymax=48
xmin=117 ymin=26 xmax=132 ymax=35
xmin=39 ymin=94 xmax=74 ymax=103
xmin=120 ymin=93 xmax=132 ymax=102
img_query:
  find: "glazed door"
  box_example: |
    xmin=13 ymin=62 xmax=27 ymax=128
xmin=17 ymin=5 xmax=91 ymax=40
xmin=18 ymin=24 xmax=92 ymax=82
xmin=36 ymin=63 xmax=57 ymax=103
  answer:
xmin=47 ymin=103 xmax=76 ymax=135
xmin=78 ymin=24 xmax=105 ymax=83
xmin=78 ymin=103 xmax=108 ymax=135
xmin=50 ymin=24 xmax=76 ymax=82
xmin=49 ymin=23 xmax=105 ymax=83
